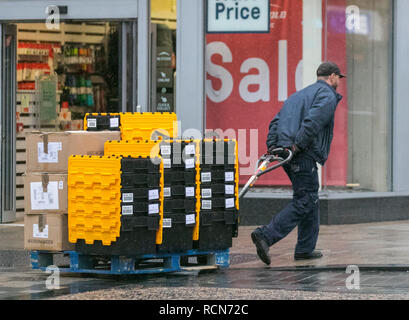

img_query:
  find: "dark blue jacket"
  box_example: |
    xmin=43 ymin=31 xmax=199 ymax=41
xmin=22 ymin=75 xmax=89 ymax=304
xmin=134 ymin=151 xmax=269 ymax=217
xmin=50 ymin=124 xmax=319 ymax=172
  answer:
xmin=266 ymin=80 xmax=343 ymax=165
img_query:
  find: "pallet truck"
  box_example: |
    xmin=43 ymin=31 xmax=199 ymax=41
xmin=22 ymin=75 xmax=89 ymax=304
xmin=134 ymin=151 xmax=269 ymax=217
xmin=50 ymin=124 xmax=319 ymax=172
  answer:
xmin=238 ymin=147 xmax=293 ymax=199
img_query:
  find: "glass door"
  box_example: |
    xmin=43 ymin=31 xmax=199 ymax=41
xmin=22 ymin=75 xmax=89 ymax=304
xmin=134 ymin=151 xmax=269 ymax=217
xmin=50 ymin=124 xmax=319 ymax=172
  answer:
xmin=0 ymin=24 xmax=17 ymax=223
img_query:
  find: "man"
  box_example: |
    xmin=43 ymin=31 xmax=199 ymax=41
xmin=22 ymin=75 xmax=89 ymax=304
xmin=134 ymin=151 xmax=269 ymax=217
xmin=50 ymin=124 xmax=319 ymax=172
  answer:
xmin=251 ymin=62 xmax=344 ymax=265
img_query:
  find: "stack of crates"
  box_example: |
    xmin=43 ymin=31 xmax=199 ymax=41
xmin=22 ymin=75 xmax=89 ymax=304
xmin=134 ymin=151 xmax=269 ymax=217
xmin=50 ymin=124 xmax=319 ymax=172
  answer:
xmin=84 ymin=113 xmax=121 ymax=131
xmin=84 ymin=112 xmax=178 ymax=141
xmin=194 ymin=139 xmax=239 ymax=251
xmin=158 ymin=140 xmax=199 ymax=253
xmin=68 ymin=155 xmax=122 ymax=247
xmin=72 ymin=155 xmax=164 ymax=256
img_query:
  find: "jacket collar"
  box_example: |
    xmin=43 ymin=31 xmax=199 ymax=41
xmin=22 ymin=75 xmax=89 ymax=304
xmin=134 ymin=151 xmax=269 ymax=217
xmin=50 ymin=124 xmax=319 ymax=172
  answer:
xmin=317 ymin=80 xmax=343 ymax=102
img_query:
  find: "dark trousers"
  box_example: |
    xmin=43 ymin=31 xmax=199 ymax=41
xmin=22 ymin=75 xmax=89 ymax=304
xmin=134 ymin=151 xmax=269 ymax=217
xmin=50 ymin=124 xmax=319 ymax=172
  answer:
xmin=259 ymin=154 xmax=320 ymax=254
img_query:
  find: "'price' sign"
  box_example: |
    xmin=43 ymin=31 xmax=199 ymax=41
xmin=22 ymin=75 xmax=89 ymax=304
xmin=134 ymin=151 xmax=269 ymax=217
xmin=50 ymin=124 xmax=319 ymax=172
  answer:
xmin=207 ymin=0 xmax=270 ymax=33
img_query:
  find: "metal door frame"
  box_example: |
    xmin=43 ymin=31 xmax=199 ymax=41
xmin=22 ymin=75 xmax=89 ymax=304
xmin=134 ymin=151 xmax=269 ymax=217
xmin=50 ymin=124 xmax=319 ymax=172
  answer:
xmin=0 ymin=24 xmax=17 ymax=223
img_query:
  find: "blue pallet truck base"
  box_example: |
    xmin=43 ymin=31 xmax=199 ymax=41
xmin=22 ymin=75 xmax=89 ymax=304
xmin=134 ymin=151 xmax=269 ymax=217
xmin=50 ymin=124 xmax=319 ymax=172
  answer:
xmin=30 ymin=249 xmax=230 ymax=275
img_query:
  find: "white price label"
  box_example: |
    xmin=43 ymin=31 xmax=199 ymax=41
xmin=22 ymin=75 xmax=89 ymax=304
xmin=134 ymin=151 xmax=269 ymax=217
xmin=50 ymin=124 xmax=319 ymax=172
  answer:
xmin=186 ymin=214 xmax=196 ymax=225
xmin=225 ymin=185 xmax=235 ymax=195
xmin=163 ymin=158 xmax=172 ymax=169
xmin=164 ymin=187 xmax=171 ymax=198
xmin=30 ymin=182 xmax=59 ymax=211
xmin=201 ymin=172 xmax=212 ymax=183
xmin=202 ymin=200 xmax=212 ymax=210
xmin=110 ymin=117 xmax=119 ymax=128
xmin=225 ymin=198 xmax=235 ymax=209
xmin=149 ymin=203 xmax=159 ymax=214
xmin=122 ymin=205 xmax=133 ymax=215
xmin=225 ymin=172 xmax=234 ymax=182
xmin=149 ymin=189 xmax=159 ymax=200
xmin=202 ymin=189 xmax=212 ymax=199
xmin=184 ymin=144 xmax=196 ymax=155
xmin=33 ymin=224 xmax=49 ymax=239
xmin=160 ymin=145 xmax=172 ymax=155
xmin=87 ymin=118 xmax=97 ymax=128
xmin=163 ymin=218 xmax=172 ymax=228
xmin=185 ymin=187 xmax=195 ymax=198
xmin=37 ymin=142 xmax=60 ymax=163
xmin=122 ymin=193 xmax=134 ymax=203
xmin=185 ymin=158 xmax=195 ymax=169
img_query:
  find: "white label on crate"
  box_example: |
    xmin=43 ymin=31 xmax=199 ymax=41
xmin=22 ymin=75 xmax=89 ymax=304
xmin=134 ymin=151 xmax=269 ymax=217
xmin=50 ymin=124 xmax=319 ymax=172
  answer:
xmin=122 ymin=205 xmax=133 ymax=215
xmin=225 ymin=184 xmax=235 ymax=195
xmin=226 ymin=198 xmax=235 ymax=209
xmin=186 ymin=214 xmax=196 ymax=225
xmin=163 ymin=218 xmax=172 ymax=228
xmin=202 ymin=200 xmax=212 ymax=210
xmin=33 ymin=224 xmax=49 ymax=239
xmin=149 ymin=203 xmax=159 ymax=215
xmin=30 ymin=182 xmax=59 ymax=210
xmin=58 ymin=181 xmax=63 ymax=190
xmin=149 ymin=189 xmax=159 ymax=200
xmin=185 ymin=158 xmax=195 ymax=169
xmin=160 ymin=145 xmax=172 ymax=156
xmin=164 ymin=187 xmax=171 ymax=198
xmin=185 ymin=187 xmax=195 ymax=198
xmin=185 ymin=144 xmax=196 ymax=155
xmin=109 ymin=117 xmax=119 ymax=128
xmin=87 ymin=118 xmax=97 ymax=128
xmin=202 ymin=188 xmax=212 ymax=199
xmin=37 ymin=142 xmax=60 ymax=163
xmin=225 ymin=172 xmax=234 ymax=182
xmin=122 ymin=193 xmax=134 ymax=203
xmin=163 ymin=158 xmax=172 ymax=169
xmin=201 ymin=172 xmax=212 ymax=183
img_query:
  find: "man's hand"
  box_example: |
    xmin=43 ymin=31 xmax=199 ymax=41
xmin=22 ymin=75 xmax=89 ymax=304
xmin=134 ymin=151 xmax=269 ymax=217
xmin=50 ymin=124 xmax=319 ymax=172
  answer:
xmin=291 ymin=144 xmax=301 ymax=156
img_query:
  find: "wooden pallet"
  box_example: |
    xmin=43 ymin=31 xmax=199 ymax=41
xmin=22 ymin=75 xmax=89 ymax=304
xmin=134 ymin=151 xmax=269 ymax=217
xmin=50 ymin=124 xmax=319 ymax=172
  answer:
xmin=30 ymin=249 xmax=230 ymax=275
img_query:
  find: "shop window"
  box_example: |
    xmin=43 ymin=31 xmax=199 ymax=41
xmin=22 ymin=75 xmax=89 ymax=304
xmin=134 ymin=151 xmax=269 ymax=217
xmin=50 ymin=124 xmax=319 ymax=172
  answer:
xmin=151 ymin=0 xmax=177 ymax=112
xmin=323 ymin=0 xmax=393 ymax=192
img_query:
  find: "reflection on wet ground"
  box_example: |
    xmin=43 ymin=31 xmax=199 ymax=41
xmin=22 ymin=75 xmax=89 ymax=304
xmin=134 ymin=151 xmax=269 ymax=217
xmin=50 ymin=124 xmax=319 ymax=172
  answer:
xmin=3 ymin=263 xmax=409 ymax=300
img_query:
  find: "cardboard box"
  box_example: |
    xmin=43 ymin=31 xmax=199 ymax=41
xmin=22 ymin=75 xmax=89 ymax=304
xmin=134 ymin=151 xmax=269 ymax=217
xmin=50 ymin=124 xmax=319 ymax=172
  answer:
xmin=24 ymin=173 xmax=67 ymax=215
xmin=24 ymin=213 xmax=74 ymax=252
xmin=25 ymin=131 xmax=121 ymax=173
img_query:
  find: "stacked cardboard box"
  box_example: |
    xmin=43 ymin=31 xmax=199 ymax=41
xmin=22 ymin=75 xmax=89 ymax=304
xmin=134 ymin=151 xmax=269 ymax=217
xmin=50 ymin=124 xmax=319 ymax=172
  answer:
xmin=24 ymin=130 xmax=121 ymax=251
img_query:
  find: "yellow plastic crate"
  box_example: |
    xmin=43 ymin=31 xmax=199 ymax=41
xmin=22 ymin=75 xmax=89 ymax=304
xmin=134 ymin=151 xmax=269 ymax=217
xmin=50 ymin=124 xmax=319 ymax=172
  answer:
xmin=120 ymin=112 xmax=177 ymax=141
xmin=104 ymin=140 xmax=161 ymax=158
xmin=68 ymin=155 xmax=122 ymax=245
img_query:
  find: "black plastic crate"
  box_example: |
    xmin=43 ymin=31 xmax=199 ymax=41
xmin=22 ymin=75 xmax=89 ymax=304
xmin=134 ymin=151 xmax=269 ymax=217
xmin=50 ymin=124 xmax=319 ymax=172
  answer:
xmin=164 ymin=170 xmax=196 ymax=185
xmin=199 ymin=140 xmax=236 ymax=157
xmin=121 ymin=187 xmax=161 ymax=203
xmin=200 ymin=169 xmax=235 ymax=184
xmin=193 ymin=211 xmax=236 ymax=251
xmin=200 ymin=196 xmax=237 ymax=211
xmin=121 ymin=173 xmax=161 ymax=188
xmin=200 ymin=184 xmax=235 ymax=198
xmin=121 ymin=201 xmax=161 ymax=216
xmin=75 ymin=215 xmax=160 ymax=256
xmin=169 ymin=185 xmax=196 ymax=198
xmin=157 ymin=213 xmax=196 ymax=253
xmin=164 ymin=198 xmax=196 ymax=214
xmin=86 ymin=114 xmax=121 ymax=131
xmin=121 ymin=157 xmax=160 ymax=174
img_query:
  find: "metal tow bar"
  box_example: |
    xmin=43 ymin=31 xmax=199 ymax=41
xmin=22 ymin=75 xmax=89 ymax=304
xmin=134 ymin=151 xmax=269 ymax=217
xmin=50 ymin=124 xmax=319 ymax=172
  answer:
xmin=238 ymin=148 xmax=293 ymax=199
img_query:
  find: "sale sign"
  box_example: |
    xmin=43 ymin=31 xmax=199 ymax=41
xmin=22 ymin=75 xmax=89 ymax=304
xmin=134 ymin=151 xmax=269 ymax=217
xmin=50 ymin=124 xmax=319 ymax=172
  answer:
xmin=206 ymin=0 xmax=303 ymax=185
xmin=205 ymin=0 xmax=348 ymax=187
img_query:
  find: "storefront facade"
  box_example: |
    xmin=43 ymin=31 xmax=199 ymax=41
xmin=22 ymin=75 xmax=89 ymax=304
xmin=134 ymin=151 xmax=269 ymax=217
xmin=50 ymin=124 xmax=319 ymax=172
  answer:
xmin=1 ymin=0 xmax=408 ymax=224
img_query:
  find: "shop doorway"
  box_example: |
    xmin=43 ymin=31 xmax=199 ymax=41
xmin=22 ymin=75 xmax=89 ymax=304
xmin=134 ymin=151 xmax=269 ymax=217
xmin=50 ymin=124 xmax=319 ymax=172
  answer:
xmin=0 ymin=1 xmax=141 ymax=223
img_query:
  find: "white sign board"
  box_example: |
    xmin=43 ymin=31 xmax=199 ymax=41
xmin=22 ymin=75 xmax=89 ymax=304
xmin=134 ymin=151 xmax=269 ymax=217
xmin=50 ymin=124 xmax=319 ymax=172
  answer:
xmin=207 ymin=0 xmax=270 ymax=33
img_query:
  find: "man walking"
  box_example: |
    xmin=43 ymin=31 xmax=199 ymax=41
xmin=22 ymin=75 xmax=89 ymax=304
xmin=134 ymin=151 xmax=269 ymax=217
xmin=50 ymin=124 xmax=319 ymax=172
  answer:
xmin=251 ymin=62 xmax=344 ymax=265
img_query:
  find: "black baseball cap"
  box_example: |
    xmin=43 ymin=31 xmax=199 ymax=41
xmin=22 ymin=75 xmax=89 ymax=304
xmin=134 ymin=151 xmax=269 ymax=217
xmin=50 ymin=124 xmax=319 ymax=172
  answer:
xmin=317 ymin=62 xmax=346 ymax=78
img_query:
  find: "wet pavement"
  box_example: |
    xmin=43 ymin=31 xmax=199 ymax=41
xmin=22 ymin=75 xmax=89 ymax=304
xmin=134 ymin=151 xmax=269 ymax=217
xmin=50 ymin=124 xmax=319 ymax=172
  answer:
xmin=3 ymin=221 xmax=409 ymax=299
